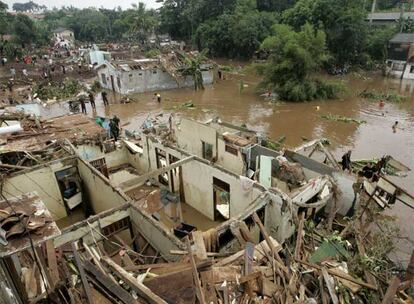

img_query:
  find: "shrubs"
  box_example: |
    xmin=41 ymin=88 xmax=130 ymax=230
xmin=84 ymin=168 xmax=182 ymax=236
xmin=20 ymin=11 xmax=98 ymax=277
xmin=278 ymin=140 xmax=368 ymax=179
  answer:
xmin=33 ymin=79 xmax=83 ymax=100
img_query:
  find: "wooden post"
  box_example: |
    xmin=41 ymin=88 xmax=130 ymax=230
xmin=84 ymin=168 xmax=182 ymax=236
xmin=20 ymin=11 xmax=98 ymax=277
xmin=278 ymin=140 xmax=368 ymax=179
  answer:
xmin=252 ymin=212 xmax=289 ymax=276
xmin=185 ymin=236 xmax=206 ymax=304
xmin=381 ymin=276 xmax=401 ymax=304
xmin=71 ymin=242 xmax=94 ymax=304
xmin=294 ymin=212 xmax=305 ymax=260
xmin=102 ymin=256 xmax=167 ymax=304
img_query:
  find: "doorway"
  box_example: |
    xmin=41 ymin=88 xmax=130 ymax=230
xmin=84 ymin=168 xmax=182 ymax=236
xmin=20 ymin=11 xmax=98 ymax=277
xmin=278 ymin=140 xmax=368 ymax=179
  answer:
xmin=213 ymin=177 xmax=230 ymax=220
xmin=110 ymin=75 xmax=115 ymax=91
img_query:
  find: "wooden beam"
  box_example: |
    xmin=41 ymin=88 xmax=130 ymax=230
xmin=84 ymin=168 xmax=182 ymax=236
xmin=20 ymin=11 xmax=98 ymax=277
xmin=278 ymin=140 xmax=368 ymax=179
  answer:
xmin=252 ymin=212 xmax=289 ymax=276
xmin=71 ymin=242 xmax=94 ymax=304
xmin=192 ymin=231 xmax=208 ymax=260
xmin=294 ymin=212 xmax=305 ymax=260
xmin=381 ymin=276 xmax=401 ymax=304
xmin=101 ymin=256 xmax=167 ymax=304
xmin=120 ymin=156 xmax=196 ymax=192
xmin=45 ymin=240 xmax=59 ymax=289
xmin=322 ymin=267 xmax=338 ymax=304
xmin=185 ymin=236 xmax=206 ymax=304
xmin=83 ymin=260 xmax=138 ymax=304
xmin=296 ymin=259 xmax=377 ymax=290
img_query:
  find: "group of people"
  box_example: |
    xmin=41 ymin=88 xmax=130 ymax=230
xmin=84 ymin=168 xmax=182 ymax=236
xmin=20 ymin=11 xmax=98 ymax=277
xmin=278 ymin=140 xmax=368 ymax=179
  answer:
xmin=75 ymin=91 xmax=110 ymax=114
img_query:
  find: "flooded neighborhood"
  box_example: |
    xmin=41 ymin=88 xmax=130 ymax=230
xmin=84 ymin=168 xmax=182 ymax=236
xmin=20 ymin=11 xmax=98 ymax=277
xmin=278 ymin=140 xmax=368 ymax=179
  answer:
xmin=1 ymin=0 xmax=414 ymax=303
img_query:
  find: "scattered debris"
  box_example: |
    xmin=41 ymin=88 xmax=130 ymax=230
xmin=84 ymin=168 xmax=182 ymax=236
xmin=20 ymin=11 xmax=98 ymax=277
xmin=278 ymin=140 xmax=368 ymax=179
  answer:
xmin=321 ymin=114 xmax=366 ymax=125
xmin=359 ymin=89 xmax=407 ymax=103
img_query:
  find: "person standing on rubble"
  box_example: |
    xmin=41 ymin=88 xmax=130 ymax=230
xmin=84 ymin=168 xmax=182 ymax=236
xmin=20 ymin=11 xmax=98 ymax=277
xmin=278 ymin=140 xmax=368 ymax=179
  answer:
xmin=88 ymin=92 xmax=96 ymax=110
xmin=347 ymin=171 xmax=364 ymax=217
xmin=341 ymin=150 xmax=352 ymax=172
xmin=79 ymin=96 xmax=87 ymax=114
xmin=109 ymin=118 xmax=120 ymax=141
xmin=101 ymin=91 xmax=109 ymax=106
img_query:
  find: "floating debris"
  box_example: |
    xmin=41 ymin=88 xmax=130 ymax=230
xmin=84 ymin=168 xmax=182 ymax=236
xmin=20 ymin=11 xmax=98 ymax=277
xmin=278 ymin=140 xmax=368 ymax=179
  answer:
xmin=359 ymin=89 xmax=406 ymax=103
xmin=321 ymin=114 xmax=366 ymax=125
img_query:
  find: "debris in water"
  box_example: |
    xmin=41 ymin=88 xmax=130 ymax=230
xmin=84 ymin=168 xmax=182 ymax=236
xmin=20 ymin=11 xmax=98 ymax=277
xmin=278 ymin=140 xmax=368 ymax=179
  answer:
xmin=321 ymin=114 xmax=366 ymax=125
xmin=359 ymin=89 xmax=406 ymax=103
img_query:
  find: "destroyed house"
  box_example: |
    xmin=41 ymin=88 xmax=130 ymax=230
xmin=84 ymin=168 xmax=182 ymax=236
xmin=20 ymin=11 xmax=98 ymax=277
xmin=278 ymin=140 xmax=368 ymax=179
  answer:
xmin=96 ymin=56 xmax=214 ymax=94
xmin=386 ymin=33 xmax=414 ymax=79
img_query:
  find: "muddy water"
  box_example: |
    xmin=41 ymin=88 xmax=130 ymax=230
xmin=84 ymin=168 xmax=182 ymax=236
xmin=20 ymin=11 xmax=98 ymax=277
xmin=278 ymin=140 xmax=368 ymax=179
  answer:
xmin=6 ymin=65 xmax=412 ymax=265
xmin=90 ymin=68 xmax=414 ymax=266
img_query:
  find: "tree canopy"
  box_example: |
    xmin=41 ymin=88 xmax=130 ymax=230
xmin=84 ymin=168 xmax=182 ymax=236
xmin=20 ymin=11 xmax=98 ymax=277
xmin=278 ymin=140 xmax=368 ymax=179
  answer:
xmin=257 ymin=23 xmax=342 ymax=101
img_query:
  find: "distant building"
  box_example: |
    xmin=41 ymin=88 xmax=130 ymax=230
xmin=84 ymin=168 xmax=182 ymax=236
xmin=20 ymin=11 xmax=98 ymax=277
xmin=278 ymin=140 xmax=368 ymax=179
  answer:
xmin=96 ymin=56 xmax=214 ymax=94
xmin=79 ymin=45 xmax=111 ymax=66
xmin=52 ymin=27 xmax=75 ymax=44
xmin=367 ymin=12 xmax=414 ymax=25
xmin=386 ymin=33 xmax=414 ymax=79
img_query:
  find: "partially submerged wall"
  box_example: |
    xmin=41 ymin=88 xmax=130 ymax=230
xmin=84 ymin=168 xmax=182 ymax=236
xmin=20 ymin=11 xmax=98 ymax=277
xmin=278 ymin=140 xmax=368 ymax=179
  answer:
xmin=181 ymin=159 xmax=263 ymax=221
xmin=2 ymin=158 xmax=77 ymax=220
xmin=76 ymin=144 xmax=128 ymax=169
xmin=76 ymin=158 xmax=128 ymax=214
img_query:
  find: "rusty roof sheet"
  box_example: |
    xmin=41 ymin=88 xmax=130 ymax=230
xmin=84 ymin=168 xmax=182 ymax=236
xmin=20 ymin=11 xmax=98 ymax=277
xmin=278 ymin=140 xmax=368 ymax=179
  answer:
xmin=0 ymin=192 xmax=61 ymax=257
xmin=0 ymin=113 xmax=106 ymax=152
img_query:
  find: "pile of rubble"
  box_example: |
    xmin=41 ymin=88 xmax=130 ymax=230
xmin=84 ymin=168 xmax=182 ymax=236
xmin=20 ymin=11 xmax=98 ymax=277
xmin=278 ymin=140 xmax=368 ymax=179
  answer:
xmin=26 ymin=208 xmax=412 ymax=304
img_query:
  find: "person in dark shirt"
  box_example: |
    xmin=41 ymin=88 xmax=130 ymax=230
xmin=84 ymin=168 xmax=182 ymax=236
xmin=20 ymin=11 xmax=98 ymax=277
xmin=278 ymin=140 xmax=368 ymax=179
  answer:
xmin=341 ymin=150 xmax=352 ymax=171
xmin=88 ymin=92 xmax=96 ymax=110
xmin=101 ymin=91 xmax=109 ymax=106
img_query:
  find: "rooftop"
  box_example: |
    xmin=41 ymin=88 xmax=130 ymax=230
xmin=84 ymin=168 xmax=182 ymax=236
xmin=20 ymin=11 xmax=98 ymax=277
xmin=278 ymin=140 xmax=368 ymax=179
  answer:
xmin=390 ymin=33 xmax=414 ymax=44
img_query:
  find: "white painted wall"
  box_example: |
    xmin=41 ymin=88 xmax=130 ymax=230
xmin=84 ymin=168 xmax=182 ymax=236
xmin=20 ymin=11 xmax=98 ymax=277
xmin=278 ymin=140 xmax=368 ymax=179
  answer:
xmin=76 ymin=144 xmax=128 ymax=169
xmin=98 ymin=64 xmax=214 ymax=94
xmin=2 ymin=161 xmax=73 ymax=220
xmin=181 ymin=161 xmax=262 ymax=221
xmin=174 ymin=118 xmax=217 ymax=159
xmin=217 ymin=138 xmax=245 ymax=175
xmin=77 ymin=159 xmax=128 ymax=214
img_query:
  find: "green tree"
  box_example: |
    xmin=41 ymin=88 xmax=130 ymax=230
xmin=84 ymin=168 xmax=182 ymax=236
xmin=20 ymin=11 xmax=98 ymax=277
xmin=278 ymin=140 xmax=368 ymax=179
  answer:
xmin=179 ymin=50 xmax=208 ymax=90
xmin=13 ymin=14 xmax=36 ymax=46
xmin=63 ymin=9 xmax=109 ymax=41
xmin=128 ymin=3 xmax=158 ymax=44
xmin=194 ymin=0 xmax=277 ymax=58
xmin=282 ymin=0 xmax=368 ymax=66
xmin=0 ymin=1 xmax=9 ymax=38
xmin=257 ymin=23 xmax=342 ymax=101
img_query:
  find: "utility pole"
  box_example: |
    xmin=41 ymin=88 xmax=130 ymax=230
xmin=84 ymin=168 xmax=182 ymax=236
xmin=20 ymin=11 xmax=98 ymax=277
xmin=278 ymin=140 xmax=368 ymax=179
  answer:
xmin=400 ymin=1 xmax=405 ymax=33
xmin=370 ymin=0 xmax=377 ymax=24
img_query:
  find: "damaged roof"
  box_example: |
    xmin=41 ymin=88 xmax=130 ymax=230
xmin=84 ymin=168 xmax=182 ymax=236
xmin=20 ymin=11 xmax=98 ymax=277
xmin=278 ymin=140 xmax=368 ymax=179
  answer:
xmin=0 ymin=113 xmax=106 ymax=152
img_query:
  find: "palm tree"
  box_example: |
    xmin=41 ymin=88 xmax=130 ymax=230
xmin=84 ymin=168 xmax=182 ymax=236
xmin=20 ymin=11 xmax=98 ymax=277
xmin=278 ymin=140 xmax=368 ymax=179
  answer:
xmin=179 ymin=49 xmax=208 ymax=90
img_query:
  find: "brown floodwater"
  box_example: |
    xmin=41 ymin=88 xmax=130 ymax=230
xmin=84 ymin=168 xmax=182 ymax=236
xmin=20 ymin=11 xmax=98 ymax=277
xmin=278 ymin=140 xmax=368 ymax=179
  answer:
xmin=94 ymin=68 xmax=414 ymax=266
xmin=4 ymin=64 xmax=414 ymax=266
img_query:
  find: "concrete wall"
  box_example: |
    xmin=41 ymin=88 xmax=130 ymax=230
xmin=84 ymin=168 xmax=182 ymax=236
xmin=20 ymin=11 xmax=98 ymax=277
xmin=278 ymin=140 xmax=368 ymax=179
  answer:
xmin=98 ymin=65 xmax=214 ymax=94
xmin=2 ymin=159 xmax=76 ymax=220
xmin=129 ymin=206 xmax=184 ymax=259
xmin=174 ymin=118 xmax=217 ymax=159
xmin=217 ymin=138 xmax=245 ymax=175
xmin=181 ymin=160 xmax=263 ymax=220
xmin=76 ymin=144 xmax=128 ymax=169
xmin=76 ymin=159 xmax=128 ymax=214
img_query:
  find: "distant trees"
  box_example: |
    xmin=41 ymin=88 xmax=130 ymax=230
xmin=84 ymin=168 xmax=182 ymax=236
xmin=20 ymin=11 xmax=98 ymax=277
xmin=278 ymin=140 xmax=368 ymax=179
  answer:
xmin=282 ymin=0 xmax=369 ymax=66
xmin=13 ymin=14 xmax=36 ymax=46
xmin=257 ymin=23 xmax=342 ymax=101
xmin=0 ymin=1 xmax=8 ymax=38
xmin=13 ymin=1 xmax=46 ymax=12
xmin=194 ymin=0 xmax=277 ymax=58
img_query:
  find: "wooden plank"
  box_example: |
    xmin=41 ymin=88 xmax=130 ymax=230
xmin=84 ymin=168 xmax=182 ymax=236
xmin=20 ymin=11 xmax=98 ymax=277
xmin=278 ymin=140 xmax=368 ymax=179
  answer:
xmin=192 ymin=231 xmax=208 ymax=260
xmin=185 ymin=236 xmax=206 ymax=304
xmin=297 ymin=259 xmax=377 ymax=290
xmin=121 ymin=156 xmax=196 ymax=192
xmin=322 ymin=267 xmax=338 ymax=304
xmin=294 ymin=212 xmax=305 ymax=260
xmin=244 ymin=242 xmax=254 ymax=276
xmin=83 ymin=260 xmax=137 ymax=304
xmin=71 ymin=242 xmax=94 ymax=304
xmin=45 ymin=240 xmax=60 ymax=289
xmin=381 ymin=276 xmax=401 ymax=304
xmin=252 ymin=212 xmax=289 ymax=276
xmin=102 ymin=256 xmax=167 ymax=304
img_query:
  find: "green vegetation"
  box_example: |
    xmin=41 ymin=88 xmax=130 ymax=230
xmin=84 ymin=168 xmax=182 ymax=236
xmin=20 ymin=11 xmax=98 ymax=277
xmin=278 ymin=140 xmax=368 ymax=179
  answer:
xmin=256 ymin=24 xmax=343 ymax=101
xmin=359 ymin=89 xmax=407 ymax=103
xmin=321 ymin=114 xmax=366 ymax=125
xmin=33 ymin=79 xmax=84 ymax=100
